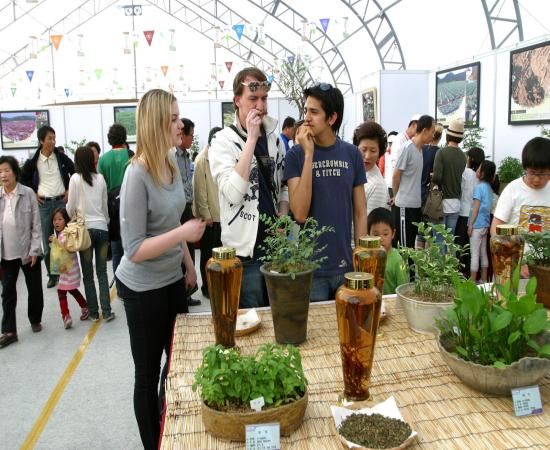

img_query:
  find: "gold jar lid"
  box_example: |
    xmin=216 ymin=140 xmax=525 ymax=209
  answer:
xmin=496 ymin=224 xmax=518 ymax=236
xmin=358 ymin=236 xmax=381 ymax=248
xmin=344 ymin=272 xmax=374 ymax=290
xmin=212 ymin=247 xmax=237 ymax=259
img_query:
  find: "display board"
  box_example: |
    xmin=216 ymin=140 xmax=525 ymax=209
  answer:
xmin=0 ymin=110 xmax=49 ymax=150
xmin=435 ymin=62 xmax=480 ymax=127
xmin=509 ymin=40 xmax=550 ymax=125
xmin=362 ymin=87 xmax=377 ymax=122
xmin=113 ymin=106 xmax=137 ymax=142
xmin=221 ymin=102 xmax=235 ymax=128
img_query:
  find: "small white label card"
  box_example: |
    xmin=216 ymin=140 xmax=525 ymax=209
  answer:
xmin=250 ymin=396 xmax=265 ymax=412
xmin=511 ymin=385 xmax=543 ymax=417
xmin=246 ymin=423 xmax=280 ymax=450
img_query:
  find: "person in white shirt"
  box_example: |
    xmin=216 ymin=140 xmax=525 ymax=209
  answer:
xmin=353 ymin=121 xmax=390 ymax=215
xmin=66 ymin=146 xmax=113 ymax=323
xmin=385 ymin=114 xmax=420 ymax=195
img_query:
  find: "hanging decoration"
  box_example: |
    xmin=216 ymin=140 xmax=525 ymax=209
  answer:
xmin=113 ymin=68 xmax=119 ymax=85
xmin=143 ymin=30 xmax=155 ymax=46
xmin=64 ymin=88 xmax=70 ymax=97
xmin=79 ymin=69 xmax=85 ymax=86
xmin=224 ymin=28 xmax=231 ymax=46
xmin=123 ymin=32 xmax=131 ymax=54
xmin=267 ymin=74 xmax=275 ymax=83
xmin=161 ymin=65 xmax=169 ymax=76
xmin=287 ymin=55 xmax=295 ymax=64
xmin=210 ymin=63 xmax=217 ymax=80
xmin=342 ymin=17 xmax=349 ymax=38
xmin=146 ymin=66 xmax=152 ymax=82
xmin=30 ymin=36 xmax=38 ymax=59
xmin=214 ymin=26 xmax=221 ymax=49
xmin=94 ymin=68 xmax=103 ymax=80
xmin=319 ymin=18 xmax=330 ymax=33
xmin=26 ymin=70 xmax=34 ymax=82
xmin=11 ymin=87 xmax=16 ymax=97
xmin=301 ymin=20 xmax=308 ymax=41
xmin=218 ymin=80 xmax=224 ymax=89
xmin=225 ymin=61 xmax=233 ymax=72
xmin=77 ymin=34 xmax=84 ymax=57
xmin=169 ymin=29 xmax=176 ymax=51
xmin=256 ymin=24 xmax=265 ymax=46
xmin=168 ymin=83 xmax=175 ymax=93
xmin=232 ymin=24 xmax=245 ymax=40
xmin=178 ymin=65 xmax=184 ymax=81
xmin=50 ymin=34 xmax=63 ymax=50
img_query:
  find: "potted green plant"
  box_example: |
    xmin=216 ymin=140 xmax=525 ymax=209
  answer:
xmin=524 ymin=231 xmax=550 ymax=308
xmin=192 ymin=343 xmax=308 ymax=441
xmin=396 ymin=222 xmax=466 ymax=334
xmin=497 ymin=156 xmax=523 ymax=193
xmin=259 ymin=214 xmax=333 ymax=344
xmin=437 ymin=272 xmax=550 ymax=395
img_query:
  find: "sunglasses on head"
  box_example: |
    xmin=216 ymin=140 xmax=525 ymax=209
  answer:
xmin=241 ymin=81 xmax=272 ymax=92
xmin=314 ymin=82 xmax=333 ymax=91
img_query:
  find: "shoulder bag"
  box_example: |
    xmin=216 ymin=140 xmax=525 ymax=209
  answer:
xmin=64 ymin=176 xmax=92 ymax=252
xmin=422 ymin=182 xmax=443 ymax=221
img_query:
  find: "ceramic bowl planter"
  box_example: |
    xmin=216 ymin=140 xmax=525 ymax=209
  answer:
xmin=528 ymin=265 xmax=550 ymax=309
xmin=261 ymin=265 xmax=313 ymax=345
xmin=395 ymin=283 xmax=454 ymax=334
xmin=201 ymin=391 xmax=308 ymax=442
xmin=438 ymin=331 xmax=550 ymax=396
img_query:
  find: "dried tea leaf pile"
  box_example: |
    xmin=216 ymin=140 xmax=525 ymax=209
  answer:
xmin=338 ymin=413 xmax=411 ymax=449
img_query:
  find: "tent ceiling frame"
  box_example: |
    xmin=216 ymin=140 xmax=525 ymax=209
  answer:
xmin=481 ymin=0 xmax=524 ymax=49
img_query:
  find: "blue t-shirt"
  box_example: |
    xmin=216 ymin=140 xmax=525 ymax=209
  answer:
xmin=283 ymin=138 xmax=366 ymax=276
xmin=471 ymin=181 xmax=492 ymax=229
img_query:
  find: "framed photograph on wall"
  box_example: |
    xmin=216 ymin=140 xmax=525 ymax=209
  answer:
xmin=113 ymin=106 xmax=137 ymax=142
xmin=435 ymin=62 xmax=480 ymax=128
xmin=509 ymin=40 xmax=550 ymax=125
xmin=361 ymin=88 xmax=377 ymax=122
xmin=221 ymin=101 xmax=235 ymax=128
xmin=0 ymin=110 xmax=49 ymax=150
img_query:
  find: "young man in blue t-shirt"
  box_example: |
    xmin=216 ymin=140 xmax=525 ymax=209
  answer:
xmin=284 ymin=83 xmax=367 ymax=301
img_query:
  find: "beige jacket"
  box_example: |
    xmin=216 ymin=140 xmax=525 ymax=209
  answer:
xmin=192 ymin=145 xmax=220 ymax=222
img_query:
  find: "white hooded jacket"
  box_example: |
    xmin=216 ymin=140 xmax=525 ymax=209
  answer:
xmin=209 ymin=113 xmax=288 ymax=258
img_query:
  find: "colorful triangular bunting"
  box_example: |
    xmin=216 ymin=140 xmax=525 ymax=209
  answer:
xmin=26 ymin=70 xmax=34 ymax=82
xmin=143 ymin=30 xmax=155 ymax=46
xmin=319 ymin=18 xmax=330 ymax=33
xmin=225 ymin=61 xmax=233 ymax=72
xmin=161 ymin=65 xmax=169 ymax=76
xmin=232 ymin=24 xmax=245 ymax=40
xmin=50 ymin=34 xmax=63 ymax=50
xmin=218 ymin=80 xmax=224 ymax=89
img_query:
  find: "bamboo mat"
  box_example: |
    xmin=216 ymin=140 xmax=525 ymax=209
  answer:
xmin=161 ymin=299 xmax=550 ymax=450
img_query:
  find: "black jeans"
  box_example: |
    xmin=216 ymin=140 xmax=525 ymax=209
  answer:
xmin=117 ymin=277 xmax=186 ymax=450
xmin=199 ymin=222 xmax=222 ymax=295
xmin=1 ymin=258 xmax=44 ymax=334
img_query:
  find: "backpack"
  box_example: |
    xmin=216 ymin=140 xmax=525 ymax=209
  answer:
xmin=107 ymin=149 xmax=134 ymax=241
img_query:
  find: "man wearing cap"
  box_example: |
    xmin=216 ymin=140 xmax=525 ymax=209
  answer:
xmin=431 ymin=118 xmax=467 ymax=239
xmin=385 ymin=116 xmax=419 ymax=197
xmin=209 ymin=67 xmax=288 ymax=308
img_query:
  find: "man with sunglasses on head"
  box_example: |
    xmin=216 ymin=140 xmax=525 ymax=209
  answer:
xmin=284 ymin=83 xmax=367 ymax=301
xmin=209 ymin=67 xmax=288 ymax=308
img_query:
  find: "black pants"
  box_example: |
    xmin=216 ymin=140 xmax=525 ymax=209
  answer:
xmin=455 ymin=216 xmax=470 ymax=276
xmin=117 ymin=278 xmax=186 ymax=450
xmin=1 ymin=258 xmax=44 ymax=334
xmin=199 ymin=222 xmax=222 ymax=295
xmin=392 ymin=206 xmax=422 ymax=248
xmin=180 ymin=203 xmax=195 ymax=264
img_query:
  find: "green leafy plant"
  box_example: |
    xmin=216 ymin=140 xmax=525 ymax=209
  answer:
xmin=277 ymin=56 xmax=311 ymax=119
xmin=524 ymin=231 xmax=550 ymax=268
xmin=63 ymin=138 xmax=87 ymax=155
xmin=259 ymin=214 xmax=333 ymax=279
xmin=438 ymin=269 xmax=550 ymax=367
xmin=497 ymin=156 xmax=523 ymax=184
xmin=462 ymin=126 xmax=485 ymax=150
xmin=539 ymin=125 xmax=550 ymax=139
xmin=192 ymin=343 xmax=308 ymax=410
xmin=190 ymin=134 xmax=200 ymax=161
xmin=399 ymin=222 xmax=466 ymax=302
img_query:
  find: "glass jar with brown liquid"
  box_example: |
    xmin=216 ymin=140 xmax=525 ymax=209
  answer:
xmin=206 ymin=247 xmax=243 ymax=348
xmin=490 ymin=225 xmax=524 ymax=293
xmin=353 ymin=236 xmax=387 ymax=293
xmin=335 ymin=272 xmax=382 ymax=401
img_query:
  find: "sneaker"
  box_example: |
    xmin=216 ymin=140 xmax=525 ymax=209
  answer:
xmin=63 ymin=315 xmax=73 ymax=329
xmin=31 ymin=323 xmax=42 ymax=333
xmin=80 ymin=308 xmax=90 ymax=321
xmin=104 ymin=312 xmax=116 ymax=322
xmin=90 ymin=314 xmax=100 ymax=323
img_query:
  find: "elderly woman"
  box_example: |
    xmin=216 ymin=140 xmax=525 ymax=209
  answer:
xmin=353 ymin=121 xmax=390 ymax=215
xmin=0 ymin=156 xmax=44 ymax=349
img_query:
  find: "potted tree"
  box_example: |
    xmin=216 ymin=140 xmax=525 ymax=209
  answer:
xmin=524 ymin=231 xmax=550 ymax=308
xmin=259 ymin=214 xmax=333 ymax=344
xmin=437 ymin=272 xmax=550 ymax=395
xmin=396 ymin=222 xmax=466 ymax=334
xmin=497 ymin=156 xmax=523 ymax=193
xmin=192 ymin=343 xmax=308 ymax=441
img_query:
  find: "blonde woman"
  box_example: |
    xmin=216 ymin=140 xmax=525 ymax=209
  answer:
xmin=115 ymin=89 xmax=205 ymax=449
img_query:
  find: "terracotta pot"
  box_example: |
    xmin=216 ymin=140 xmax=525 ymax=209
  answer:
xmin=395 ymin=283 xmax=453 ymax=334
xmin=260 ymin=265 xmax=313 ymax=345
xmin=438 ymin=331 xmax=550 ymax=396
xmin=528 ymin=265 xmax=550 ymax=309
xmin=201 ymin=391 xmax=308 ymax=442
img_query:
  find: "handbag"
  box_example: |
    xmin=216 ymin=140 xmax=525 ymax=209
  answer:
xmin=64 ymin=177 xmax=92 ymax=252
xmin=422 ymin=182 xmax=443 ymax=221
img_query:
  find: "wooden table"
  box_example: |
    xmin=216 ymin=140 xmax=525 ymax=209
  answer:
xmin=160 ymin=298 xmax=550 ymax=449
